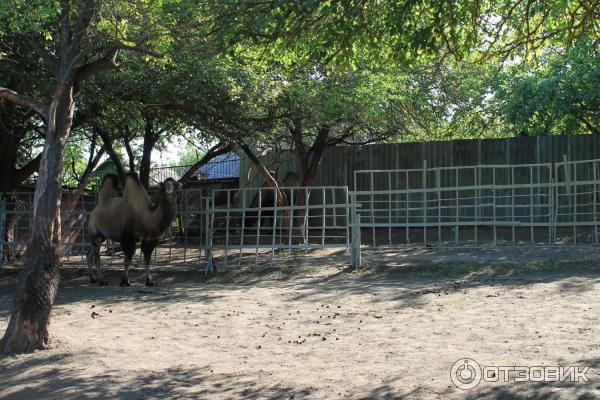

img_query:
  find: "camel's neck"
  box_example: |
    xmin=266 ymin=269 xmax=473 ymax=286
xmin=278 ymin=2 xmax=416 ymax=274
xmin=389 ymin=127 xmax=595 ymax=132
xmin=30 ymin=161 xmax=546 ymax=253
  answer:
xmin=151 ymin=192 xmax=177 ymax=232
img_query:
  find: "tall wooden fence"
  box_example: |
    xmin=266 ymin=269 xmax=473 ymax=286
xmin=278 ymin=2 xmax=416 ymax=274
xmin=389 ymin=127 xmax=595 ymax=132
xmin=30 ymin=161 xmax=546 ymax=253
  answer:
xmin=240 ymin=134 xmax=600 ymax=191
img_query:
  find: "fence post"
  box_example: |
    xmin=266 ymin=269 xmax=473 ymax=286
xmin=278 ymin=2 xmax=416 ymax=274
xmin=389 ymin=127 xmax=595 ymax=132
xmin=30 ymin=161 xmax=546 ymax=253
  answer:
xmin=423 ymin=159 xmax=427 ymax=246
xmin=563 ymin=155 xmax=573 ymax=244
xmin=550 ymin=162 xmax=556 ymax=245
xmin=351 ymin=193 xmax=362 ymax=270
xmin=205 ymin=196 xmax=215 ymax=274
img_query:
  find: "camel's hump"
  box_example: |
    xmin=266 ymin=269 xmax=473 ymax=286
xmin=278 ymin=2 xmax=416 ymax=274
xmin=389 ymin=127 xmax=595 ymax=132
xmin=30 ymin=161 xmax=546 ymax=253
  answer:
xmin=123 ymin=172 xmax=153 ymax=217
xmin=98 ymin=174 xmax=122 ymax=204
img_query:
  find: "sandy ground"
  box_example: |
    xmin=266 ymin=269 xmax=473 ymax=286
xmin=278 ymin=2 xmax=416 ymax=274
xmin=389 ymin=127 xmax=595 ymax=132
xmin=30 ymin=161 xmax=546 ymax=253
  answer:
xmin=1 ymin=247 xmax=600 ymax=399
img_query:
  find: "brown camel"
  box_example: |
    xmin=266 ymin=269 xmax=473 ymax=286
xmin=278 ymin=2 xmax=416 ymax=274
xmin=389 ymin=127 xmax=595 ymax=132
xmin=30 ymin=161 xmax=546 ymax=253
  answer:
xmin=86 ymin=172 xmax=181 ymax=286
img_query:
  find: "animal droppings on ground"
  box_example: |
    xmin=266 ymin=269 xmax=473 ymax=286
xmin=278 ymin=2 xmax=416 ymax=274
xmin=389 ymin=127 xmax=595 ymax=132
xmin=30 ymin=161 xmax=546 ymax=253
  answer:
xmin=2 ymin=258 xmax=598 ymax=399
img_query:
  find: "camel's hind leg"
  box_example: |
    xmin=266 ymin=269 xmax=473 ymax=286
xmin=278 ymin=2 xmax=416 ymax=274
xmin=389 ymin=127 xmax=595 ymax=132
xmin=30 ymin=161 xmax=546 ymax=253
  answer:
xmin=86 ymin=243 xmax=97 ymax=283
xmin=87 ymin=239 xmax=107 ymax=286
xmin=141 ymin=239 xmax=158 ymax=286
xmin=120 ymin=235 xmax=136 ymax=287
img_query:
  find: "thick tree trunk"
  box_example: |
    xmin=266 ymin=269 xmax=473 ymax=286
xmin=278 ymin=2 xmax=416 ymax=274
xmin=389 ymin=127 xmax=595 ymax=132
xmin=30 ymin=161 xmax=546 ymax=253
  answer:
xmin=0 ymin=86 xmax=73 ymax=356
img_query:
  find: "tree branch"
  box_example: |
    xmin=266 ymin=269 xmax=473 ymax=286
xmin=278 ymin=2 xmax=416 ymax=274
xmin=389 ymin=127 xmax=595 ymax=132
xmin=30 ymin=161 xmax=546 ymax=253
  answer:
xmin=178 ymin=142 xmax=234 ymax=183
xmin=14 ymin=153 xmax=42 ymax=184
xmin=74 ymin=48 xmax=120 ymax=83
xmin=95 ymin=126 xmax=125 ymax=179
xmin=0 ymin=88 xmax=48 ymax=121
xmin=69 ymin=0 xmax=99 ymax=57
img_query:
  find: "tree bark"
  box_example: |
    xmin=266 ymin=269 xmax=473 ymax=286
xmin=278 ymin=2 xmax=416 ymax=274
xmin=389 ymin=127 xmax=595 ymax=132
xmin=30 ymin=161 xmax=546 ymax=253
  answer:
xmin=139 ymin=117 xmax=158 ymax=189
xmin=0 ymin=85 xmax=74 ymax=355
xmin=292 ymin=125 xmax=329 ymax=228
xmin=95 ymin=127 xmax=126 ymax=180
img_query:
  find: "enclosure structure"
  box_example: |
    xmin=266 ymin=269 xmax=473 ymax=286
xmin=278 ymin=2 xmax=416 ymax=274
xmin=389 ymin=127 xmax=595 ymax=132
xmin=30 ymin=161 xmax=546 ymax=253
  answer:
xmin=352 ymin=157 xmax=600 ymax=249
xmin=239 ymin=134 xmax=600 ymax=191
xmin=0 ymin=189 xmax=214 ymax=273
xmin=1 ymin=157 xmax=599 ymax=270
xmin=209 ymin=186 xmax=351 ymax=268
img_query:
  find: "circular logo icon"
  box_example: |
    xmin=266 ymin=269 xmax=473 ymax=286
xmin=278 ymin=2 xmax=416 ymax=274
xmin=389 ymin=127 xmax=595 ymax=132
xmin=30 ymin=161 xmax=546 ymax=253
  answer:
xmin=450 ymin=358 xmax=482 ymax=390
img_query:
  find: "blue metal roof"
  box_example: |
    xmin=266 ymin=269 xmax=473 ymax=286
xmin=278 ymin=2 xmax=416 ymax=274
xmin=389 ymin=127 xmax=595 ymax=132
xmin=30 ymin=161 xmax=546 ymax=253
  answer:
xmin=197 ymin=153 xmax=240 ymax=180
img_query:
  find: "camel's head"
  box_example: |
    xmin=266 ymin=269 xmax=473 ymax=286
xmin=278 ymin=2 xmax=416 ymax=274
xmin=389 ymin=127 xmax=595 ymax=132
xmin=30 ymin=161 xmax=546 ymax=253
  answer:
xmin=162 ymin=178 xmax=182 ymax=197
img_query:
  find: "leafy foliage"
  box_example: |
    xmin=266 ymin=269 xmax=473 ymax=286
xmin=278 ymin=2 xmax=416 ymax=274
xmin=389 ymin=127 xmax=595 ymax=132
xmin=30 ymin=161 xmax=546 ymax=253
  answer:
xmin=491 ymin=43 xmax=600 ymax=136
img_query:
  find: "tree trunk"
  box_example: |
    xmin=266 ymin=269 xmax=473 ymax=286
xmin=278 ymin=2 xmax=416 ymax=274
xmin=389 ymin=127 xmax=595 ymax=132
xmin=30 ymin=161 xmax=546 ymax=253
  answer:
xmin=239 ymin=144 xmax=288 ymax=205
xmin=0 ymin=86 xmax=74 ymax=356
xmin=139 ymin=118 xmax=157 ymax=189
xmin=292 ymin=128 xmax=328 ymax=228
xmin=95 ymin=127 xmax=126 ymax=180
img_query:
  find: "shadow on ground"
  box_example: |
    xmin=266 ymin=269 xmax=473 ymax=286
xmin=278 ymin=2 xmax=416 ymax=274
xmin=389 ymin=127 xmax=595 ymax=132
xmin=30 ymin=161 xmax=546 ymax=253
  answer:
xmin=1 ymin=353 xmax=598 ymax=399
xmin=1 ymin=246 xmax=600 ymax=314
xmin=0 ymin=352 xmax=315 ymax=399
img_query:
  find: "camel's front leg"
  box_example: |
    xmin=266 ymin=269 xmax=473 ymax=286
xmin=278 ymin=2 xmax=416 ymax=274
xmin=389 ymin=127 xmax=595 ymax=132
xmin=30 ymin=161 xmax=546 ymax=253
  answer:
xmin=88 ymin=239 xmax=108 ymax=286
xmin=86 ymin=243 xmax=97 ymax=283
xmin=120 ymin=236 xmax=136 ymax=287
xmin=141 ymin=239 xmax=158 ymax=286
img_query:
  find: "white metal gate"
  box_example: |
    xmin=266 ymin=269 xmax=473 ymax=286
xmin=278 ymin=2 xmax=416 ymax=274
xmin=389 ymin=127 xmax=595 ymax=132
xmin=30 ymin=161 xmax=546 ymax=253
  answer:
xmin=351 ymin=157 xmax=600 ymax=251
xmin=208 ymin=186 xmax=351 ymax=267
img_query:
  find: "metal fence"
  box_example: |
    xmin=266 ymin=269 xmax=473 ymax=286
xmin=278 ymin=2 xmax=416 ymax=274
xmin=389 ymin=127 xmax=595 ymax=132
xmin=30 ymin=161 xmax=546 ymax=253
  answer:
xmin=148 ymin=158 xmax=239 ymax=184
xmin=0 ymin=189 xmax=214 ymax=272
xmin=240 ymin=134 xmax=600 ymax=192
xmin=88 ymin=157 xmax=240 ymax=189
xmin=209 ymin=186 xmax=351 ymax=268
xmin=352 ymin=157 xmax=600 ymax=250
xmin=2 ymin=157 xmax=600 ymax=271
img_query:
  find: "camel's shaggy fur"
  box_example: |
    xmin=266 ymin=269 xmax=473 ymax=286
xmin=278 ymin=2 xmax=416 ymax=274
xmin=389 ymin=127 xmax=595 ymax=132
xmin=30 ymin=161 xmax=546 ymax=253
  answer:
xmin=86 ymin=173 xmax=181 ymax=286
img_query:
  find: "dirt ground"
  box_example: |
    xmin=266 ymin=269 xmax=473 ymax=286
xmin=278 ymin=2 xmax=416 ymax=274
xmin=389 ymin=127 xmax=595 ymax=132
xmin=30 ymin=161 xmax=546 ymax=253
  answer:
xmin=1 ymin=247 xmax=600 ymax=399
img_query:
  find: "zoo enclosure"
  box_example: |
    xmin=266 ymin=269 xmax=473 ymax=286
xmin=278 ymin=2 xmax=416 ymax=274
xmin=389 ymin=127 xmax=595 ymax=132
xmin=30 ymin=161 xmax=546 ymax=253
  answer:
xmin=1 ymin=156 xmax=600 ymax=269
xmin=209 ymin=186 xmax=351 ymax=268
xmin=239 ymin=134 xmax=600 ymax=191
xmin=0 ymin=189 xmax=214 ymax=271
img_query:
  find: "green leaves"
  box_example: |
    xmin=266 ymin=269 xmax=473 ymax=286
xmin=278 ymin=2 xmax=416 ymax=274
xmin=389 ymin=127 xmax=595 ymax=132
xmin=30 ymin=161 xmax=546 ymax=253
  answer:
xmin=491 ymin=43 xmax=600 ymax=135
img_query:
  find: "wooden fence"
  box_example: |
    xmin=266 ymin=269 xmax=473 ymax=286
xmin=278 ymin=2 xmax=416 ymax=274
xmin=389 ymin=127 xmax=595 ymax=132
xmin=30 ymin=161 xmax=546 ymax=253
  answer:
xmin=240 ymin=134 xmax=600 ymax=191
